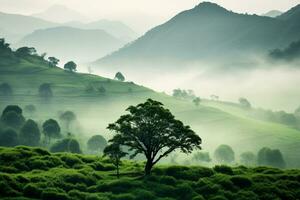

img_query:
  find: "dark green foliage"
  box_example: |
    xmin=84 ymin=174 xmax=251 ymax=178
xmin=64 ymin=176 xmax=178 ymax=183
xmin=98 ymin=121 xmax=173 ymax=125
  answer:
xmin=0 ymin=83 xmax=12 ymax=96
xmin=39 ymin=83 xmax=53 ymax=99
xmin=64 ymin=61 xmax=77 ymax=72
xmin=103 ymin=143 xmax=127 ymax=178
xmin=48 ymin=57 xmax=60 ymax=67
xmin=163 ymin=166 xmax=214 ymax=181
xmin=0 ymin=128 xmax=18 ymax=147
xmin=114 ymin=72 xmax=125 ymax=81
xmin=230 ymin=176 xmax=252 ymax=188
xmin=87 ymin=135 xmax=107 ymax=153
xmin=50 ymin=138 xmax=82 ymax=154
xmin=257 ymin=147 xmax=286 ymax=168
xmin=213 ymin=165 xmax=234 ymax=175
xmin=107 ymin=99 xmax=201 ymax=175
xmin=0 ymin=146 xmax=300 ymax=200
xmin=19 ymin=119 xmax=41 ymax=146
xmin=42 ymin=119 xmax=61 ymax=144
xmin=41 ymin=190 xmax=69 ymax=200
xmin=23 ymin=183 xmax=42 ymax=198
xmin=214 ymin=145 xmax=235 ymax=164
xmin=1 ymin=105 xmax=25 ymax=129
xmin=2 ymin=105 xmax=23 ymax=115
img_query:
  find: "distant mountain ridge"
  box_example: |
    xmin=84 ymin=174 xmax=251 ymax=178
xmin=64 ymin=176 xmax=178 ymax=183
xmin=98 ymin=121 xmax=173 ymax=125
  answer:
xmin=16 ymin=26 xmax=124 ymax=63
xmin=0 ymin=11 xmax=57 ymax=42
xmin=263 ymin=10 xmax=283 ymax=18
xmin=94 ymin=2 xmax=300 ymax=71
xmin=31 ymin=5 xmax=87 ymax=23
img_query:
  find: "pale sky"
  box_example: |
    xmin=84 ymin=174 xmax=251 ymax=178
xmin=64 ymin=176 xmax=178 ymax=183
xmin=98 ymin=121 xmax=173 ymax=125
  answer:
xmin=1 ymin=0 xmax=300 ymax=32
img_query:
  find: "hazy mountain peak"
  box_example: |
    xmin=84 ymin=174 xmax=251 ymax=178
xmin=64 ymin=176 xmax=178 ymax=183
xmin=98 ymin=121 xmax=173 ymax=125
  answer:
xmin=263 ymin=10 xmax=282 ymax=18
xmin=194 ymin=2 xmax=228 ymax=13
xmin=32 ymin=4 xmax=87 ymax=23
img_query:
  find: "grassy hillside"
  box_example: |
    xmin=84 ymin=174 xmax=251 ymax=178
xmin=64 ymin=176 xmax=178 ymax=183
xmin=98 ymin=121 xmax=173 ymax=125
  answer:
xmin=1 ymin=47 xmax=300 ymax=167
xmin=1 ymin=146 xmax=300 ymax=200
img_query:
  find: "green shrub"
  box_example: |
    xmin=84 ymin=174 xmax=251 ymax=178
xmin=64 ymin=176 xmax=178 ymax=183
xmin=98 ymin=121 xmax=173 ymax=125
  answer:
xmin=230 ymin=176 xmax=252 ymax=188
xmin=174 ymin=183 xmax=195 ymax=199
xmin=23 ymin=183 xmax=42 ymax=198
xmin=112 ymin=193 xmax=135 ymax=200
xmin=41 ymin=190 xmax=69 ymax=200
xmin=159 ymin=176 xmax=177 ymax=185
xmin=232 ymin=191 xmax=259 ymax=200
xmin=60 ymin=154 xmax=83 ymax=167
xmin=68 ymin=189 xmax=87 ymax=200
xmin=164 ymin=166 xmax=214 ymax=181
xmin=61 ymin=171 xmax=96 ymax=186
xmin=209 ymin=196 xmax=228 ymax=200
xmin=213 ymin=165 xmax=234 ymax=175
xmin=96 ymin=179 xmax=140 ymax=194
xmin=192 ymin=196 xmax=205 ymax=200
xmin=133 ymin=189 xmax=156 ymax=200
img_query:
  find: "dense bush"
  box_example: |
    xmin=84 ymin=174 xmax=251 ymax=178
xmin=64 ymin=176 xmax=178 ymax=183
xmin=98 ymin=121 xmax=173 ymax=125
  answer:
xmin=0 ymin=146 xmax=300 ymax=200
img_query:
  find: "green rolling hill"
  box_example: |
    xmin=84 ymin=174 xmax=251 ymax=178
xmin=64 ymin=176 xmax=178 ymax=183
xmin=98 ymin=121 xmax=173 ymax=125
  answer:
xmin=1 ymin=43 xmax=300 ymax=168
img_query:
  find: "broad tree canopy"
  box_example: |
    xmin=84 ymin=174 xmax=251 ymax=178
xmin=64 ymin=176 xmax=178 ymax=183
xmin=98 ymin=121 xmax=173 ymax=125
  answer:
xmin=107 ymin=99 xmax=202 ymax=175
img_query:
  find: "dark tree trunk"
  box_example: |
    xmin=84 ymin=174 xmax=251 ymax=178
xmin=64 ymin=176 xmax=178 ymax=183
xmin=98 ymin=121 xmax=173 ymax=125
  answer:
xmin=145 ymin=159 xmax=153 ymax=176
xmin=116 ymin=164 xmax=120 ymax=178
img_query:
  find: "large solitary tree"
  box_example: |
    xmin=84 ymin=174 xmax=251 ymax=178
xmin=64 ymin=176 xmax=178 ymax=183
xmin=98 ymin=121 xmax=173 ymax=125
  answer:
xmin=19 ymin=119 xmax=41 ymax=146
xmin=87 ymin=135 xmax=107 ymax=153
xmin=107 ymin=99 xmax=202 ymax=175
xmin=114 ymin=72 xmax=125 ymax=82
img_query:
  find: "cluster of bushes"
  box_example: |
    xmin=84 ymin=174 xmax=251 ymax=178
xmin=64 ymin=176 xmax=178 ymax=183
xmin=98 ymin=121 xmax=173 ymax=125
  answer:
xmin=0 ymin=146 xmax=300 ymax=200
xmin=0 ymin=105 xmax=108 ymax=156
xmin=191 ymin=144 xmax=286 ymax=168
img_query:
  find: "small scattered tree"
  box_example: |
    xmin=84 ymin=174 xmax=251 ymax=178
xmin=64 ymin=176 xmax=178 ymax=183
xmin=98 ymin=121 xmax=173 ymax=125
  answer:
xmin=214 ymin=144 xmax=235 ymax=164
xmin=98 ymin=86 xmax=106 ymax=94
xmin=64 ymin=61 xmax=77 ymax=72
xmin=15 ymin=47 xmax=37 ymax=56
xmin=193 ymin=97 xmax=201 ymax=106
xmin=257 ymin=147 xmax=286 ymax=168
xmin=59 ymin=111 xmax=76 ymax=131
xmin=19 ymin=119 xmax=41 ymax=146
xmin=1 ymin=105 xmax=25 ymax=129
xmin=24 ymin=105 xmax=36 ymax=116
xmin=39 ymin=83 xmax=53 ymax=100
xmin=0 ymin=83 xmax=13 ymax=96
xmin=42 ymin=119 xmax=61 ymax=145
xmin=239 ymin=98 xmax=251 ymax=109
xmin=87 ymin=135 xmax=107 ymax=153
xmin=107 ymin=99 xmax=202 ymax=175
xmin=114 ymin=72 xmax=125 ymax=81
xmin=0 ymin=128 xmax=18 ymax=147
xmin=103 ymin=143 xmax=127 ymax=178
xmin=48 ymin=57 xmax=59 ymax=67
xmin=50 ymin=138 xmax=82 ymax=154
xmin=193 ymin=152 xmax=212 ymax=163
xmin=240 ymin=152 xmax=256 ymax=166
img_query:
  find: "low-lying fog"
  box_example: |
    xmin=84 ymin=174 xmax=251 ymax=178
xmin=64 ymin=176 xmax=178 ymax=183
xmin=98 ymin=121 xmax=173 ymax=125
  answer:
xmin=91 ymin=58 xmax=300 ymax=112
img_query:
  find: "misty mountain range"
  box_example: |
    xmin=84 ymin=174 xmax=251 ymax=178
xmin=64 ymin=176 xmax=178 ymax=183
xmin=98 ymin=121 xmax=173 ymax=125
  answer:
xmin=94 ymin=2 xmax=300 ymax=71
xmin=0 ymin=5 xmax=138 ymax=63
xmin=16 ymin=26 xmax=124 ymax=63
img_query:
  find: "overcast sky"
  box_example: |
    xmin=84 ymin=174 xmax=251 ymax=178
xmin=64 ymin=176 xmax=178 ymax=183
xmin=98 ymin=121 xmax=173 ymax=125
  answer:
xmin=1 ymin=0 xmax=299 ymax=32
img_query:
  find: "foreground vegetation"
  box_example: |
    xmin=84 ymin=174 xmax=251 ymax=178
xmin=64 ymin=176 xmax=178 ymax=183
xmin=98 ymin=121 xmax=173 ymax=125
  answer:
xmin=1 ymin=146 xmax=300 ymax=200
